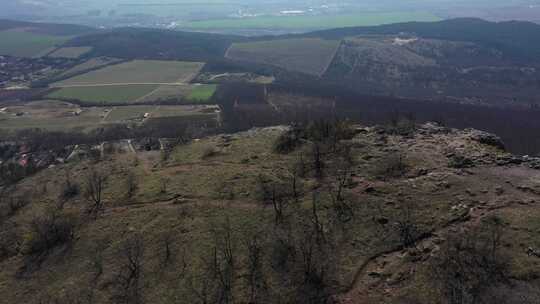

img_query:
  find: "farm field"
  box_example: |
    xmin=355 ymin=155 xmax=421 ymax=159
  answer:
xmin=56 ymin=57 xmax=123 ymax=79
xmin=0 ymin=100 xmax=104 ymax=131
xmin=0 ymin=100 xmax=219 ymax=132
xmin=52 ymin=60 xmax=205 ymax=86
xmin=226 ymin=38 xmax=340 ymax=76
xmin=47 ymin=46 xmax=92 ymax=58
xmin=0 ymin=29 xmax=69 ymax=57
xmin=152 ymin=104 xmax=219 ymax=117
xmin=187 ymin=84 xmax=217 ymax=102
xmin=104 ymin=105 xmax=155 ymax=122
xmin=126 ymin=84 xmax=217 ymax=103
xmin=47 ymin=85 xmax=159 ymax=104
xmin=183 ymin=11 xmax=441 ymax=30
xmin=103 ymin=104 xmax=219 ymax=123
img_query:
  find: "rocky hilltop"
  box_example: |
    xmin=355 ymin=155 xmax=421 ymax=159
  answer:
xmin=1 ymin=122 xmax=540 ymax=304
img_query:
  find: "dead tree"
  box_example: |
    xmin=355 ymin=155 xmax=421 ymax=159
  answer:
xmin=244 ymin=235 xmax=268 ymax=303
xmin=213 ymin=217 xmax=236 ymax=304
xmin=395 ymin=200 xmax=419 ymax=248
xmin=328 ymin=167 xmax=354 ymax=224
xmin=111 ymin=234 xmax=145 ymax=304
xmin=84 ymin=169 xmax=107 ymax=218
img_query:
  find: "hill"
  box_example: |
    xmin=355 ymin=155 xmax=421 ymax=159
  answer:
xmin=0 ymin=19 xmax=95 ymax=36
xmin=306 ymin=18 xmax=540 ymax=63
xmin=1 ymin=121 xmax=540 ymax=303
xmin=65 ymin=28 xmax=244 ymax=61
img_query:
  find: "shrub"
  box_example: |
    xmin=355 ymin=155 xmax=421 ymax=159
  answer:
xmin=273 ymin=126 xmax=304 ymax=154
xmin=23 ymin=209 xmax=75 ymax=256
xmin=201 ymin=146 xmax=220 ymax=159
xmin=448 ymin=155 xmax=475 ymax=168
xmin=431 ymin=216 xmax=509 ymax=304
xmin=372 ymin=153 xmax=409 ymax=180
xmin=60 ymin=178 xmax=80 ymax=200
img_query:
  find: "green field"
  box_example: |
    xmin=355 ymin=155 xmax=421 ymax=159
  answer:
xmin=184 ymin=11 xmax=441 ymax=30
xmin=0 ymin=29 xmax=69 ymax=57
xmin=53 ymin=60 xmax=205 ymax=86
xmin=47 ymin=46 xmax=92 ymax=58
xmin=135 ymin=84 xmax=192 ymax=102
xmin=187 ymin=85 xmax=217 ymax=102
xmin=227 ymin=38 xmax=340 ymax=76
xmin=47 ymin=85 xmax=159 ymax=104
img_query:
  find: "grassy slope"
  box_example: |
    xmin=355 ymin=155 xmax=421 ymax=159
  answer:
xmin=2 ymin=125 xmax=540 ymax=303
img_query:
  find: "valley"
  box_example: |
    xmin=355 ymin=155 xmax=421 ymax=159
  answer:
xmin=2 ymin=15 xmax=540 ymax=304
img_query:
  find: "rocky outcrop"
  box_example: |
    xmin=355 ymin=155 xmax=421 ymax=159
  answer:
xmin=466 ymin=129 xmax=505 ymax=151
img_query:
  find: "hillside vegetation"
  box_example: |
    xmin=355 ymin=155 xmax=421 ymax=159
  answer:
xmin=2 ymin=120 xmax=540 ymax=303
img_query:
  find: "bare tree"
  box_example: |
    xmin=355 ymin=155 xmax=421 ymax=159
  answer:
xmin=111 ymin=234 xmax=145 ymax=304
xmin=125 ymin=171 xmax=138 ymax=199
xmin=159 ymin=176 xmax=170 ymax=194
xmin=395 ymin=200 xmax=419 ymax=249
xmin=244 ymin=234 xmax=268 ymax=303
xmin=431 ymin=217 xmax=509 ymax=304
xmin=84 ymin=169 xmax=107 ymax=218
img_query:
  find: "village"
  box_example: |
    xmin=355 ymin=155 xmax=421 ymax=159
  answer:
xmin=0 ymin=55 xmax=74 ymax=89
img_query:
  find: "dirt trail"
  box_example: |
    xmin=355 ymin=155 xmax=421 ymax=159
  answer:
xmin=337 ymin=188 xmax=540 ymax=304
xmin=104 ymin=195 xmax=260 ymax=216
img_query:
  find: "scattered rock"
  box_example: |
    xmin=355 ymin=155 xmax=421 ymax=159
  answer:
xmin=448 ymin=155 xmax=475 ymax=168
xmin=467 ymin=129 xmax=505 ymax=150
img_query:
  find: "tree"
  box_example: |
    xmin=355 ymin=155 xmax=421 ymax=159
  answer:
xmin=111 ymin=234 xmax=145 ymax=304
xmin=431 ymin=217 xmax=509 ymax=304
xmin=244 ymin=234 xmax=268 ymax=303
xmin=84 ymin=169 xmax=107 ymax=218
xmin=125 ymin=171 xmax=138 ymax=199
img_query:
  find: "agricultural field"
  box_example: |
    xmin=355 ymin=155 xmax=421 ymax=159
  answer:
xmin=47 ymin=46 xmax=92 ymax=58
xmin=56 ymin=57 xmax=123 ymax=79
xmin=103 ymin=105 xmax=155 ymax=122
xmin=52 ymin=60 xmax=205 ymax=86
xmin=0 ymin=29 xmax=69 ymax=57
xmin=0 ymin=100 xmax=105 ymax=131
xmin=183 ymin=11 xmax=441 ymax=30
xmin=187 ymin=84 xmax=218 ymax=102
xmin=152 ymin=104 xmax=219 ymax=118
xmin=0 ymin=100 xmax=219 ymax=132
xmin=226 ymin=38 xmax=340 ymax=76
xmin=47 ymin=85 xmax=159 ymax=104
xmin=47 ymin=60 xmax=207 ymax=103
xmin=106 ymin=104 xmax=219 ymax=121
xmin=136 ymin=84 xmax=217 ymax=103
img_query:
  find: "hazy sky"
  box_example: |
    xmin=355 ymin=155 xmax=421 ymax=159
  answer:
xmin=2 ymin=0 xmax=538 ymax=20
